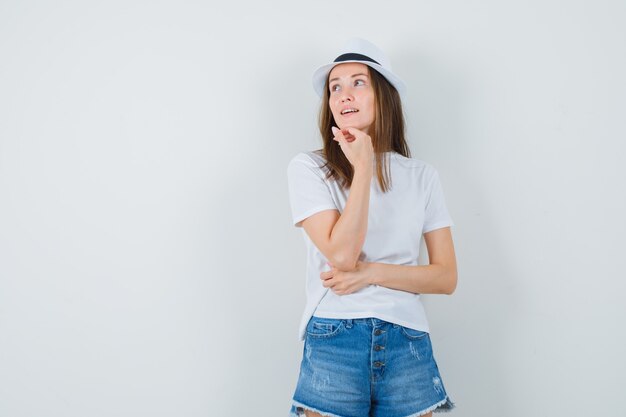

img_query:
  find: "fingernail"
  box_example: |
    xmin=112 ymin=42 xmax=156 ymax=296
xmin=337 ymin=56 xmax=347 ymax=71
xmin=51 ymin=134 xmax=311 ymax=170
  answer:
xmin=331 ymin=126 xmax=339 ymax=135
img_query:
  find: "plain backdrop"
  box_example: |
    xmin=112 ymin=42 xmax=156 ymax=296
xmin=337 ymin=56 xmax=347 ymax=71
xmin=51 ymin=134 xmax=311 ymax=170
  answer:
xmin=1 ymin=1 xmax=625 ymax=416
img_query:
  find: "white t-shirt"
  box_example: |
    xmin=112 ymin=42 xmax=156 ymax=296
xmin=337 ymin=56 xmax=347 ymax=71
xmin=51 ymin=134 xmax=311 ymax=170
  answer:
xmin=287 ymin=150 xmax=454 ymax=341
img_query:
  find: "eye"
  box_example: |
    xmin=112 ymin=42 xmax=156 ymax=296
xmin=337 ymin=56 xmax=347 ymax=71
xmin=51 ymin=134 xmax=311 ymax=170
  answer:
xmin=330 ymin=84 xmax=340 ymax=93
xmin=355 ymin=79 xmax=365 ymax=86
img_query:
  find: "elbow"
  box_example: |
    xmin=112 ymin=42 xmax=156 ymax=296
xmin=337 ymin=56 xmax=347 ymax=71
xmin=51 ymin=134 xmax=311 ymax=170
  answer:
xmin=329 ymin=252 xmax=360 ymax=271
xmin=326 ymin=233 xmax=366 ymax=271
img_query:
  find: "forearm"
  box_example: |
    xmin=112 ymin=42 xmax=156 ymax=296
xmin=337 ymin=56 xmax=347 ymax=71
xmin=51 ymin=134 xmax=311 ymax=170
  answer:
xmin=329 ymin=166 xmax=372 ymax=270
xmin=367 ymin=262 xmax=457 ymax=295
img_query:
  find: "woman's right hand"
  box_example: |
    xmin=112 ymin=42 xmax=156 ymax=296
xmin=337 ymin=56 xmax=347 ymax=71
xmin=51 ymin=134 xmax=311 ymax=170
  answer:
xmin=331 ymin=126 xmax=374 ymax=170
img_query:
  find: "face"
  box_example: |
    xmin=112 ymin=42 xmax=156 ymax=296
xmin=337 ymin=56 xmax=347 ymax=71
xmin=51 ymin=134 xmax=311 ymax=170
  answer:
xmin=328 ymin=63 xmax=375 ymax=134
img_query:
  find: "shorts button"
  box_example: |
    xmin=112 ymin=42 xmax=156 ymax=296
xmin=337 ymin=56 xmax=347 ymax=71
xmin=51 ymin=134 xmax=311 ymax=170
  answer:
xmin=374 ymin=345 xmax=384 ymax=351
xmin=374 ymin=329 xmax=383 ymax=335
xmin=373 ymin=361 xmax=384 ymax=367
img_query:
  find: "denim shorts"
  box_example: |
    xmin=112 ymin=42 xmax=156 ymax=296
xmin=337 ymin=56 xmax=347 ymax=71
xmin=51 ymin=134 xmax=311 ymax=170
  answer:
xmin=289 ymin=317 xmax=455 ymax=417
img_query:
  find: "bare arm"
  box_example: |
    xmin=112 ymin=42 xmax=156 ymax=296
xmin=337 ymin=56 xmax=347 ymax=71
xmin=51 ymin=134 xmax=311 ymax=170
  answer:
xmin=301 ymin=127 xmax=373 ymax=271
xmin=369 ymin=227 xmax=457 ymax=294
xmin=302 ymin=166 xmax=372 ymax=270
xmin=321 ymin=227 xmax=457 ymax=295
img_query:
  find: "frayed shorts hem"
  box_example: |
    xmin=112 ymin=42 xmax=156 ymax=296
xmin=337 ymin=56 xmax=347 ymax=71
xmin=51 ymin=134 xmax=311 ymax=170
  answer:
xmin=289 ymin=400 xmax=344 ymax=417
xmin=407 ymin=395 xmax=456 ymax=416
xmin=289 ymin=396 xmax=455 ymax=417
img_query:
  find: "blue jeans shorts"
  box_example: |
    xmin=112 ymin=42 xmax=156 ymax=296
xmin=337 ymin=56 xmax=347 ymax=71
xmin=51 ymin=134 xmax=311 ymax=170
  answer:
xmin=289 ymin=317 xmax=455 ymax=417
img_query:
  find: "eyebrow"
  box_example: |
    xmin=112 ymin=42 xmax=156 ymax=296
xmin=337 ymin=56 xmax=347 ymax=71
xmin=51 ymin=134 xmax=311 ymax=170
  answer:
xmin=329 ymin=73 xmax=369 ymax=83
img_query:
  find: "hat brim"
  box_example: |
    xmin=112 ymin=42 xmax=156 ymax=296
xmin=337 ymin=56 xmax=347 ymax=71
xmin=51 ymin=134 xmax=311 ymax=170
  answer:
xmin=312 ymin=60 xmax=406 ymax=98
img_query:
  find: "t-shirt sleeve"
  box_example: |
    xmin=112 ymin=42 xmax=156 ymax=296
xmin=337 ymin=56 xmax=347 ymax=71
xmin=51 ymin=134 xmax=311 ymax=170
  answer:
xmin=422 ymin=168 xmax=454 ymax=234
xmin=287 ymin=153 xmax=339 ymax=228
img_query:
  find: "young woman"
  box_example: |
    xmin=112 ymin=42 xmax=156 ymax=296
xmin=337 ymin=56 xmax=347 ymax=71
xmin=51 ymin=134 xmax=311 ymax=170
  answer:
xmin=287 ymin=38 xmax=457 ymax=417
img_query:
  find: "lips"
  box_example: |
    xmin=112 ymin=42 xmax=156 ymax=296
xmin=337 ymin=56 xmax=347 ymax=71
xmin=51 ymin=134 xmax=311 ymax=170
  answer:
xmin=340 ymin=107 xmax=359 ymax=116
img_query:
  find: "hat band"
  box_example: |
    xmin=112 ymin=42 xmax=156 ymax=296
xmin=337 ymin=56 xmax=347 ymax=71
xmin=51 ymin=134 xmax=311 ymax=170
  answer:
xmin=333 ymin=53 xmax=380 ymax=65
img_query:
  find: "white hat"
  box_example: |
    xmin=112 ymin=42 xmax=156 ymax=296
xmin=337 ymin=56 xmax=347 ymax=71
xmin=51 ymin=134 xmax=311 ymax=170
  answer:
xmin=312 ymin=38 xmax=406 ymax=98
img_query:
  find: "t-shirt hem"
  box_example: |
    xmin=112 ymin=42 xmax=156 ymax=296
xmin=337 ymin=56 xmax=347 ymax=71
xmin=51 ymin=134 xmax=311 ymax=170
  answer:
xmin=422 ymin=221 xmax=454 ymax=234
xmin=293 ymin=205 xmax=339 ymax=227
xmin=311 ymin=311 xmax=430 ymax=334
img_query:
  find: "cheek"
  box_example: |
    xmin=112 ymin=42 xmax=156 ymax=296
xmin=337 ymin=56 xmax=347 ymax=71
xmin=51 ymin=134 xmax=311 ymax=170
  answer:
xmin=329 ymin=102 xmax=339 ymax=117
xmin=362 ymin=94 xmax=374 ymax=114
xmin=366 ymin=99 xmax=376 ymax=118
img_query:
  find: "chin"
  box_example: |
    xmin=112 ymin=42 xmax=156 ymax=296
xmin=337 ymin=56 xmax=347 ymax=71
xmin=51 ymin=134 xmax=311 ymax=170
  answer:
xmin=339 ymin=123 xmax=365 ymax=131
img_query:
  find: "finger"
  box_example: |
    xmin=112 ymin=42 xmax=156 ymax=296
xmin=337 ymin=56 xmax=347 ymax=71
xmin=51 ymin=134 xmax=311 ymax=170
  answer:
xmin=331 ymin=126 xmax=354 ymax=142
xmin=334 ymin=127 xmax=346 ymax=140
xmin=334 ymin=131 xmax=349 ymax=148
xmin=332 ymin=126 xmax=344 ymax=141
xmin=344 ymin=126 xmax=363 ymax=136
xmin=339 ymin=128 xmax=356 ymax=142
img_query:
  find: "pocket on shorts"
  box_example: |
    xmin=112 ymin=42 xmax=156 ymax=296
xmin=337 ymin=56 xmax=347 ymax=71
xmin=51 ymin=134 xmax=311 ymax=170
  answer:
xmin=306 ymin=317 xmax=345 ymax=338
xmin=399 ymin=326 xmax=429 ymax=340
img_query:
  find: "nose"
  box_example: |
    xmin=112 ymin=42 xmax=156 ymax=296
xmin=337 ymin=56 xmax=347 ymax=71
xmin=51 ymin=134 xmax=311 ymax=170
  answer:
xmin=339 ymin=87 xmax=354 ymax=102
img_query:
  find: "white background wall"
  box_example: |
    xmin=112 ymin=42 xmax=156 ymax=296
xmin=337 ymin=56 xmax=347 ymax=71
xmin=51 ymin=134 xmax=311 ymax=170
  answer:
xmin=1 ymin=1 xmax=625 ymax=416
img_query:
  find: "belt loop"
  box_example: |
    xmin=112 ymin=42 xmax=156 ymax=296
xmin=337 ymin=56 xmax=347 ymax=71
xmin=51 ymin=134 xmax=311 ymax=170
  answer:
xmin=345 ymin=319 xmax=353 ymax=328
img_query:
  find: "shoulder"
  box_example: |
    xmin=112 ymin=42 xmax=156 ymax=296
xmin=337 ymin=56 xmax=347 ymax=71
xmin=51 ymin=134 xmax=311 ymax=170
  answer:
xmin=288 ymin=149 xmax=327 ymax=171
xmin=390 ymin=152 xmax=438 ymax=176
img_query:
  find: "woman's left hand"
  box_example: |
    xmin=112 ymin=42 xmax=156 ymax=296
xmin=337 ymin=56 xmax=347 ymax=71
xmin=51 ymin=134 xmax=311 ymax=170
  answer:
xmin=320 ymin=261 xmax=373 ymax=295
